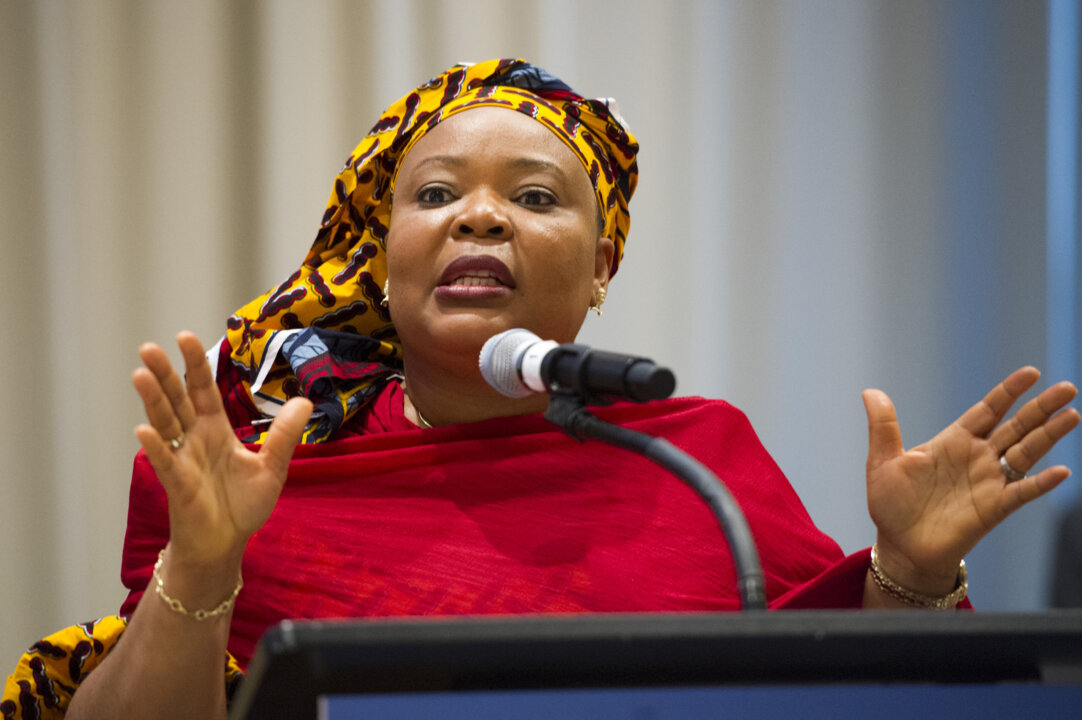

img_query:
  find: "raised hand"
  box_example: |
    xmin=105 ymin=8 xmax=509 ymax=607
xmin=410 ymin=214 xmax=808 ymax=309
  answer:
xmin=131 ymin=332 xmax=313 ymax=567
xmin=863 ymin=367 xmax=1079 ymax=593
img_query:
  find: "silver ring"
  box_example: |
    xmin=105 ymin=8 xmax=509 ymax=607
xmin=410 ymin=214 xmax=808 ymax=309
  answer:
xmin=1000 ymin=455 xmax=1026 ymax=483
xmin=168 ymin=432 xmax=185 ymax=451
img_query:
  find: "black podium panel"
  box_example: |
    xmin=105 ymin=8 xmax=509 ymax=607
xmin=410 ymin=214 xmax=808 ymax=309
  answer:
xmin=229 ymin=611 xmax=1082 ymax=719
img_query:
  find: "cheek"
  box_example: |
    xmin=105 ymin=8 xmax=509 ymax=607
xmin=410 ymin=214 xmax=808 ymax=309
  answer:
xmin=386 ymin=214 xmax=436 ymax=281
xmin=524 ymin=221 xmax=598 ymax=289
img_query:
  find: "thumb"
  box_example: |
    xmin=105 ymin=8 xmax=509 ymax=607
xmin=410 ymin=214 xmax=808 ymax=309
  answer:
xmin=863 ymin=388 xmax=904 ymax=471
xmin=260 ymin=397 xmax=314 ymax=478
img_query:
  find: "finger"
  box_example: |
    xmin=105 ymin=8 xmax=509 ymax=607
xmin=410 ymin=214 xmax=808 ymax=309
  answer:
xmin=175 ymin=331 xmax=226 ymax=417
xmin=863 ymin=389 xmax=904 ymax=471
xmin=132 ymin=365 xmax=186 ymax=444
xmin=1002 ymin=406 xmax=1081 ymax=474
xmin=259 ymin=398 xmax=314 ymax=480
xmin=134 ymin=423 xmax=181 ymax=492
xmin=989 ymin=381 xmax=1078 ymax=453
xmin=998 ymin=465 xmax=1072 ymax=518
xmin=138 ymin=341 xmax=198 ymax=431
xmin=956 ymin=366 xmax=1041 ymax=438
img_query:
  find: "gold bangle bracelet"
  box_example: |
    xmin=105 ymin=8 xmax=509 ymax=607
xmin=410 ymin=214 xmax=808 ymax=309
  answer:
xmin=153 ymin=547 xmax=243 ymax=621
xmin=869 ymin=544 xmax=967 ymax=610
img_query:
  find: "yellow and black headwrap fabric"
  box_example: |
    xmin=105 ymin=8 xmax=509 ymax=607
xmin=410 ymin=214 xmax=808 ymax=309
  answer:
xmin=215 ymin=58 xmax=639 ymax=443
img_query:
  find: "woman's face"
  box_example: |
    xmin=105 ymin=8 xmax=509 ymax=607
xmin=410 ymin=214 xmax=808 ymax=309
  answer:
xmin=387 ymin=106 xmax=613 ymax=362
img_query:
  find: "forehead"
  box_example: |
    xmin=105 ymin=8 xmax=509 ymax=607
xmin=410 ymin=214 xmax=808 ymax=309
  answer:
xmin=397 ymin=107 xmax=589 ymax=181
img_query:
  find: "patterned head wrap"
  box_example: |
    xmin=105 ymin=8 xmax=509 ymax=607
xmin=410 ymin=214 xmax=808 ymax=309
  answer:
xmin=214 ymin=58 xmax=639 ymax=443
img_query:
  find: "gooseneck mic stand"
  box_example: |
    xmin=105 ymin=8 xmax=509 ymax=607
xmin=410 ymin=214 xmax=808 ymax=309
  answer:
xmin=544 ymin=392 xmax=767 ymax=611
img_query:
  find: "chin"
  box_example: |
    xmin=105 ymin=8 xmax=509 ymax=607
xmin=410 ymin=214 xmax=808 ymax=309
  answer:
xmin=413 ymin=314 xmax=512 ymax=354
xmin=403 ymin=307 xmax=587 ymax=358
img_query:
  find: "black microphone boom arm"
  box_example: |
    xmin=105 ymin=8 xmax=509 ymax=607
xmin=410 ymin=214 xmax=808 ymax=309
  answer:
xmin=541 ymin=343 xmax=676 ymax=404
xmin=544 ymin=392 xmax=768 ymax=612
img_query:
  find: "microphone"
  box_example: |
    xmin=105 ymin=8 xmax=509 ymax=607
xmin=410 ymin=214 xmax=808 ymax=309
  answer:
xmin=479 ymin=328 xmax=676 ymax=403
xmin=481 ymin=328 xmax=766 ymax=610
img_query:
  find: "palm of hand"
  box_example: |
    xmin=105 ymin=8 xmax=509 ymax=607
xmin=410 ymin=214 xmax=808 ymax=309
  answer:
xmin=863 ymin=367 xmax=1078 ymax=582
xmin=160 ymin=414 xmax=283 ymax=560
xmin=869 ymin=422 xmax=1011 ymax=575
xmin=133 ymin=333 xmax=313 ymax=564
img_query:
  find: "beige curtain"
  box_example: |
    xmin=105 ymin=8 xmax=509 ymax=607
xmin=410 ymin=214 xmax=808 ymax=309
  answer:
xmin=1 ymin=0 xmax=1066 ymax=666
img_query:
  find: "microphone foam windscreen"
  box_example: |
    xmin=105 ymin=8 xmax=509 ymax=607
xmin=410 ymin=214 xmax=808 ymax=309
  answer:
xmin=479 ymin=328 xmax=538 ymax=398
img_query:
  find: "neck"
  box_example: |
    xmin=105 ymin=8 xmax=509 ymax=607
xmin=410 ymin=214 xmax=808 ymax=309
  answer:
xmin=400 ymin=354 xmax=548 ymax=427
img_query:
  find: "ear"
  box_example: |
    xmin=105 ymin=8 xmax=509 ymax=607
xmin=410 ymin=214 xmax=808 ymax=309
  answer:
xmin=593 ymin=237 xmax=615 ymax=292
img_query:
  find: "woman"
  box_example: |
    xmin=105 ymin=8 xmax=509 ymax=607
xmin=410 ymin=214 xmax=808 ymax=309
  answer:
xmin=4 ymin=58 xmax=1078 ymax=719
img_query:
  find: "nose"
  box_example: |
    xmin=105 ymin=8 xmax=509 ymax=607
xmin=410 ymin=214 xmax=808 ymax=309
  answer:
xmin=452 ymin=190 xmax=510 ymax=240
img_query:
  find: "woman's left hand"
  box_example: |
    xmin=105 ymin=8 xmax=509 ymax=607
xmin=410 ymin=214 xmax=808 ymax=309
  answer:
xmin=863 ymin=366 xmax=1079 ymax=594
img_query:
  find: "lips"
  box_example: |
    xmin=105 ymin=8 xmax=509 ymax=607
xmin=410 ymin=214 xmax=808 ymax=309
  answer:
xmin=438 ymin=255 xmax=516 ymax=288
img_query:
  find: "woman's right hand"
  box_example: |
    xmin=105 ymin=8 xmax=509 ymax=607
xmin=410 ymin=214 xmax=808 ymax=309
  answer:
xmin=132 ymin=332 xmax=313 ymax=568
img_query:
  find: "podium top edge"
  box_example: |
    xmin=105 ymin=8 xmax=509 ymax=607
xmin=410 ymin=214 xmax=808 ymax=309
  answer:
xmin=258 ymin=609 xmax=1082 ymax=649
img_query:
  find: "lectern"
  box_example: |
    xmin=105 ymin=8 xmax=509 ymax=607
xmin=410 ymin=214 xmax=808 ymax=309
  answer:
xmin=229 ymin=611 xmax=1082 ymax=719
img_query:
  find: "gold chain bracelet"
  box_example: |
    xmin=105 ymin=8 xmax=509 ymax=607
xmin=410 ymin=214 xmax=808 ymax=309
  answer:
xmin=153 ymin=548 xmax=243 ymax=621
xmin=870 ymin=544 xmax=967 ymax=610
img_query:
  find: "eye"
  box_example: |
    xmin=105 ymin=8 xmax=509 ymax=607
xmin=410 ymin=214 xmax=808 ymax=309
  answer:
xmin=417 ymin=185 xmax=454 ymax=205
xmin=516 ymin=189 xmax=557 ymax=208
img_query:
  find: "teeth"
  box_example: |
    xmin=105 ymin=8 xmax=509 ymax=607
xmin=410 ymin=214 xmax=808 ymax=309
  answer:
xmin=450 ymin=271 xmax=503 ymax=287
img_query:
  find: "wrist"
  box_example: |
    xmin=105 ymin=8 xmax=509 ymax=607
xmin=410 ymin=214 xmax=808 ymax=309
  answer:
xmin=871 ymin=540 xmax=960 ymax=596
xmin=154 ymin=544 xmax=244 ymax=619
xmin=869 ymin=544 xmax=967 ymax=609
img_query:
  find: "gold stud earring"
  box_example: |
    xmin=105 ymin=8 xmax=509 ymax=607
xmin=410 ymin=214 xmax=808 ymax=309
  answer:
xmin=380 ymin=278 xmax=389 ymax=308
xmin=589 ymin=286 xmax=607 ymax=317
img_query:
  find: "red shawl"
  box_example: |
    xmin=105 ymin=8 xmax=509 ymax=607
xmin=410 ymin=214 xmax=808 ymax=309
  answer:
xmin=120 ymin=384 xmax=868 ymax=670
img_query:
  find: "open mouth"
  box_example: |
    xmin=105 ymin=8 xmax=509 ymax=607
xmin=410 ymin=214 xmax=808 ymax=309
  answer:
xmin=446 ymin=270 xmax=506 ymax=287
xmin=439 ymin=256 xmax=516 ymax=288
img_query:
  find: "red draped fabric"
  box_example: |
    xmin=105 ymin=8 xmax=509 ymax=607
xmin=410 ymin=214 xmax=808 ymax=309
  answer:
xmin=120 ymin=384 xmax=868 ymax=670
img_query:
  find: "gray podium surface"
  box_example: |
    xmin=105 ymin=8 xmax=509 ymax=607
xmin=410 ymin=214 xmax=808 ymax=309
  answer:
xmin=229 ymin=611 xmax=1082 ymax=719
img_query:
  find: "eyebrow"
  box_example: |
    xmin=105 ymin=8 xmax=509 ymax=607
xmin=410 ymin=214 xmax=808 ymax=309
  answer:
xmin=413 ymin=155 xmax=467 ymax=169
xmin=508 ymin=157 xmax=569 ymax=180
xmin=413 ymin=155 xmax=570 ymax=181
